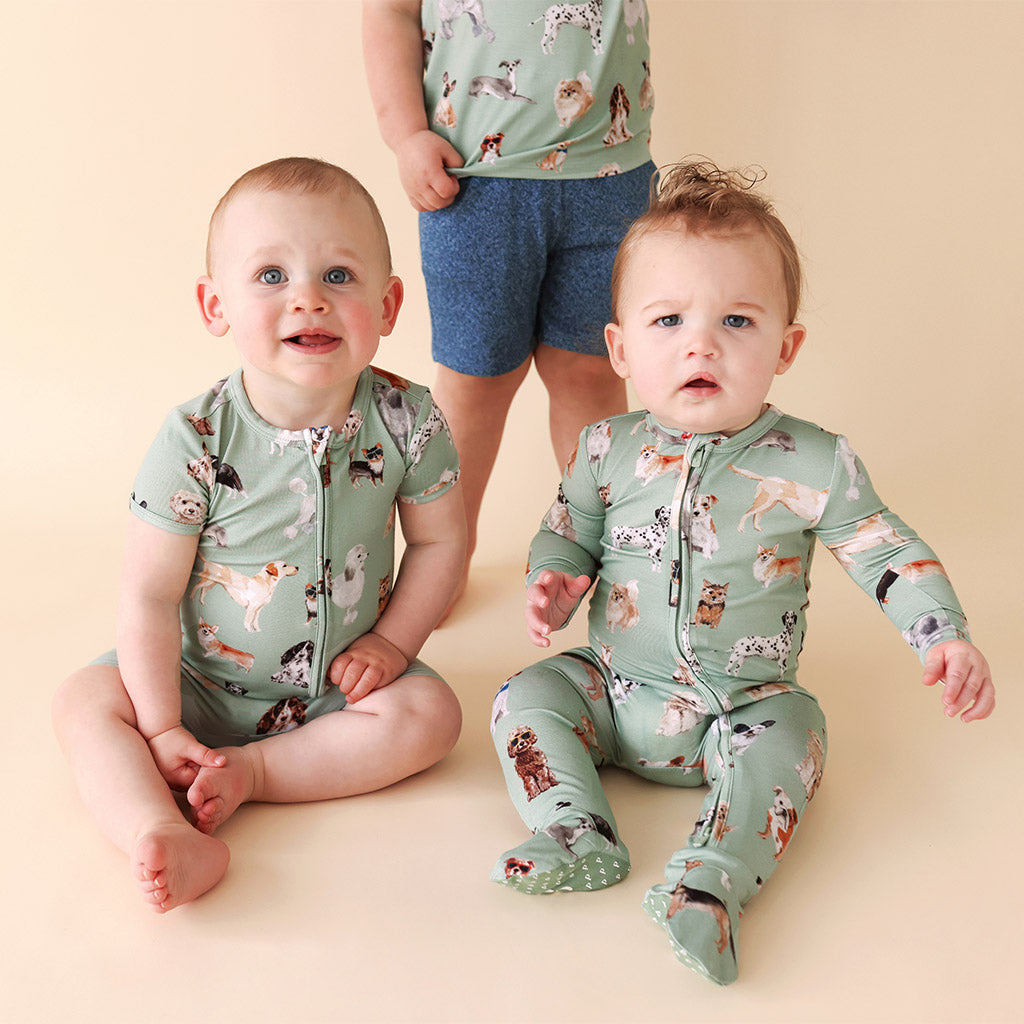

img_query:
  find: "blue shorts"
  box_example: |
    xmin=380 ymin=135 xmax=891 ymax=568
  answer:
xmin=419 ymin=161 xmax=656 ymax=377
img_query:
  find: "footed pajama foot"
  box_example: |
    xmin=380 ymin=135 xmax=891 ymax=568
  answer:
xmin=491 ymin=827 xmax=630 ymax=894
xmin=642 ymin=879 xmax=739 ymax=985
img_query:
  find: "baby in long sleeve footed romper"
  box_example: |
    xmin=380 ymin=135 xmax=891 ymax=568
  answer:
xmin=488 ymin=160 xmax=995 ymax=985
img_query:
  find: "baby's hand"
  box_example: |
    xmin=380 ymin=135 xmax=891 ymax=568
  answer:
xmin=921 ymin=639 xmax=995 ymax=722
xmin=526 ymin=570 xmax=593 ymax=647
xmin=393 ymin=130 xmax=463 ymax=211
xmin=147 ymin=725 xmax=226 ymax=791
xmin=329 ymin=632 xmax=410 ymax=704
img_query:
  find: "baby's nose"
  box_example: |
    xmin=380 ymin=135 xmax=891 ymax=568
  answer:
xmin=289 ymin=282 xmax=330 ymax=313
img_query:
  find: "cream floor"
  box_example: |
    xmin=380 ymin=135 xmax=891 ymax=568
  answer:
xmin=5 ymin=533 xmax=1018 ymax=1022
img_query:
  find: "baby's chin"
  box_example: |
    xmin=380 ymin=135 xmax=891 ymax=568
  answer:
xmin=651 ymin=401 xmax=769 ymax=438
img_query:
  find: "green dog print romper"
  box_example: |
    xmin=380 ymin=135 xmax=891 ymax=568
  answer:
xmin=98 ymin=366 xmax=459 ymax=747
xmin=490 ymin=404 xmax=969 ymax=983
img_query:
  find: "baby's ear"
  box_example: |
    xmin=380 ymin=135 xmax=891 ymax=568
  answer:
xmin=196 ymin=276 xmax=230 ymax=337
xmin=775 ymin=323 xmax=806 ymax=375
xmin=377 ymin=275 xmax=404 ymax=338
xmin=605 ymin=322 xmax=631 ymax=380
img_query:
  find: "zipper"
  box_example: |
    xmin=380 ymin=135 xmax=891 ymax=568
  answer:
xmin=672 ymin=437 xmax=730 ymax=716
xmin=305 ymin=426 xmax=332 ymax=698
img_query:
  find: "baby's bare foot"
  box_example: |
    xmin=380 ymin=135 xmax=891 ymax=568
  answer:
xmin=132 ymin=823 xmax=230 ymax=913
xmin=187 ymin=746 xmax=258 ymax=835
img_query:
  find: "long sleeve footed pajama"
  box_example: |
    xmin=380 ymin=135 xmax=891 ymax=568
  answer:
xmin=489 ymin=405 xmax=968 ymax=984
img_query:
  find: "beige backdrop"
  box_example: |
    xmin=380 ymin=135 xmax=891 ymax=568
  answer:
xmin=3 ymin=2 xmax=1020 ymax=1021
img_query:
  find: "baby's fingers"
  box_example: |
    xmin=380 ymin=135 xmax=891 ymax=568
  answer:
xmin=939 ymin=662 xmax=995 ymax=722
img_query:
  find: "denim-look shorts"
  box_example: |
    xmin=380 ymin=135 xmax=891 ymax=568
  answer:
xmin=419 ymin=161 xmax=656 ymax=377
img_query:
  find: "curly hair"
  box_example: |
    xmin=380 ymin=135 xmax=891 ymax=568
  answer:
xmin=205 ymin=156 xmax=391 ymax=275
xmin=611 ymin=159 xmax=803 ymax=323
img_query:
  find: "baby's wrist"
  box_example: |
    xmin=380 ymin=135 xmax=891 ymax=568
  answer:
xmin=368 ymin=628 xmax=413 ymax=666
xmin=144 ymin=722 xmax=184 ymax=744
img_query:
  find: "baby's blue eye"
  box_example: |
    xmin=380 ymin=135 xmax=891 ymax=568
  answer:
xmin=325 ymin=268 xmax=350 ymax=285
xmin=724 ymin=314 xmax=751 ymax=328
xmin=655 ymin=314 xmax=682 ymax=327
xmin=258 ymin=268 xmax=284 ymax=285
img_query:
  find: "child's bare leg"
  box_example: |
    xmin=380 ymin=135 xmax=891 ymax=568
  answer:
xmin=52 ymin=665 xmax=229 ymax=912
xmin=188 ymin=673 xmax=461 ymax=829
xmin=432 ymin=360 xmax=531 ymax=609
xmin=533 ymin=344 xmax=627 ymax=467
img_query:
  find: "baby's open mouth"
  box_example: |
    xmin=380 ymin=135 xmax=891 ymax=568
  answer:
xmin=684 ymin=376 xmax=718 ymax=391
xmin=285 ymin=332 xmax=339 ymax=348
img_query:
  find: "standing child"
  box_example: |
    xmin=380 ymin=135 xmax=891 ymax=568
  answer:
xmin=52 ymin=157 xmax=466 ymax=912
xmin=489 ymin=160 xmax=994 ymax=984
xmin=363 ymin=0 xmax=656 ymax=606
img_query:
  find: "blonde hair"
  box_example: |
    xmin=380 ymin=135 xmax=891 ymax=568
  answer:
xmin=205 ymin=156 xmax=392 ymax=275
xmin=611 ymin=159 xmax=803 ymax=323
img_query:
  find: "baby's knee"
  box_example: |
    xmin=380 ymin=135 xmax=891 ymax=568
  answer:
xmin=389 ymin=674 xmax=462 ymax=760
xmin=51 ymin=665 xmax=134 ymax=739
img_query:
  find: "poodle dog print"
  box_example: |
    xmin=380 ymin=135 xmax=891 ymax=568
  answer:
xmin=507 ymin=724 xmax=559 ymax=800
xmin=190 ymin=557 xmax=299 ymax=632
xmin=325 ymin=544 xmax=369 ymax=625
xmin=169 ymin=490 xmax=206 ymax=527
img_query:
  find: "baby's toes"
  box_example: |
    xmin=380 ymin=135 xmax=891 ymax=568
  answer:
xmin=193 ymin=798 xmax=225 ymax=834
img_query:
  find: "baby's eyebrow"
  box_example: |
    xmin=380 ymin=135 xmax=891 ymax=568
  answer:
xmin=243 ymin=245 xmax=364 ymax=265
